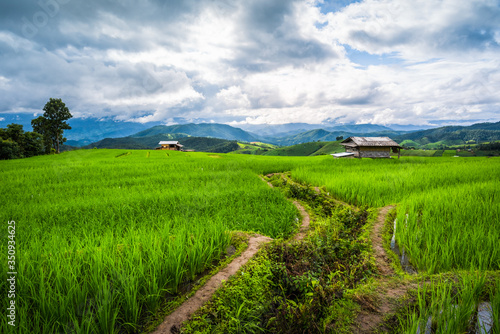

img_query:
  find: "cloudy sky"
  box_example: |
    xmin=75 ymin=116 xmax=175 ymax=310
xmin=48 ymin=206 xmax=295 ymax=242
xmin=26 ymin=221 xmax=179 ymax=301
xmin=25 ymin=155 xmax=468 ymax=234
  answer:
xmin=0 ymin=0 xmax=499 ymax=127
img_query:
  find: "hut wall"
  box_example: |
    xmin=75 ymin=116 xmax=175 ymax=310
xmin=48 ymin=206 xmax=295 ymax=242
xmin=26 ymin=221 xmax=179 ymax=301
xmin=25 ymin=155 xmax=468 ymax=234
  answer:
xmin=160 ymin=145 xmax=181 ymax=151
xmin=359 ymin=146 xmax=391 ymax=158
xmin=345 ymin=147 xmax=360 ymax=157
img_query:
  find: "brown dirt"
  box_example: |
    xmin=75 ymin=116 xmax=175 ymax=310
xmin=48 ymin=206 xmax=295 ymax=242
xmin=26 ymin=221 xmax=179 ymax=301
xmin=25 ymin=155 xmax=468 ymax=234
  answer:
xmin=353 ymin=282 xmax=414 ymax=334
xmin=372 ymin=205 xmax=395 ymax=276
xmin=351 ymin=205 xmax=415 ymax=334
xmin=152 ymin=234 xmax=272 ymax=334
xmin=260 ymin=174 xmax=275 ymax=188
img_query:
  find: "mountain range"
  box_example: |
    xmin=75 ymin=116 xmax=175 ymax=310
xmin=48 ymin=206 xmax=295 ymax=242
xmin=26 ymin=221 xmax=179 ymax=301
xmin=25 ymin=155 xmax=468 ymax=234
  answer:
xmin=2 ymin=112 xmax=499 ymax=152
xmin=78 ymin=120 xmax=500 ymax=153
xmin=394 ymin=122 xmax=500 ymax=148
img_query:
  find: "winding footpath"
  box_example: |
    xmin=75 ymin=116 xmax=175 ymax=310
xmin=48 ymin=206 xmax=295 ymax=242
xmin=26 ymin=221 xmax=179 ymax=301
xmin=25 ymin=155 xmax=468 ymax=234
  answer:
xmin=352 ymin=205 xmax=416 ymax=334
xmin=152 ymin=234 xmax=272 ymax=334
xmin=153 ymin=176 xmax=402 ymax=333
xmin=152 ymin=176 xmax=311 ymax=333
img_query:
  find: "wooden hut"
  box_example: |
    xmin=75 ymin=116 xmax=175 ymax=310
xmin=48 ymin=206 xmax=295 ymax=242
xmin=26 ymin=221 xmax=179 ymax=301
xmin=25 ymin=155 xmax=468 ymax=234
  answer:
xmin=340 ymin=137 xmax=401 ymax=158
xmin=156 ymin=141 xmax=183 ymax=151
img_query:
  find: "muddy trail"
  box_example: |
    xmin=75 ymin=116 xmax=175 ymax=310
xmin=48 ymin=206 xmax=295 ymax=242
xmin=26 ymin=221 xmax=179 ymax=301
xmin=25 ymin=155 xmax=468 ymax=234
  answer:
xmin=352 ymin=205 xmax=417 ymax=334
xmin=153 ymin=175 xmax=412 ymax=334
xmin=152 ymin=178 xmax=311 ymax=333
xmin=264 ymin=173 xmax=409 ymax=333
xmin=152 ymin=234 xmax=272 ymax=334
xmin=372 ymin=205 xmax=395 ymax=277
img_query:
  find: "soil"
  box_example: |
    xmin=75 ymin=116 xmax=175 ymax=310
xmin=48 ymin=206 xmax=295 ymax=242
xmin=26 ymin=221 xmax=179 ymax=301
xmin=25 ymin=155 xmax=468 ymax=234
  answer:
xmin=152 ymin=176 xmax=313 ymax=333
xmin=351 ymin=205 xmax=415 ymax=334
xmin=372 ymin=205 xmax=395 ymax=276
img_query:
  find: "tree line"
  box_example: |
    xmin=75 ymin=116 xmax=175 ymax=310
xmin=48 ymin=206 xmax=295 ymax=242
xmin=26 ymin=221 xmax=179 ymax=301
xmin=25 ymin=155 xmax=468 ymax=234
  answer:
xmin=0 ymin=98 xmax=72 ymax=160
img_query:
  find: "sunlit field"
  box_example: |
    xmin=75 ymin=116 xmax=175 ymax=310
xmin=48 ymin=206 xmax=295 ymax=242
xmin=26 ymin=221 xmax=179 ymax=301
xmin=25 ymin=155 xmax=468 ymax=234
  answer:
xmin=1 ymin=151 xmax=499 ymax=333
xmin=0 ymin=150 xmax=303 ymax=333
xmin=292 ymin=157 xmax=500 ymax=273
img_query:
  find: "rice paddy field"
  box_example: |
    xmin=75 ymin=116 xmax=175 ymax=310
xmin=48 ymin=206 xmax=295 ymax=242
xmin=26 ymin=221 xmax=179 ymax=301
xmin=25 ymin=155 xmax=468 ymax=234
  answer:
xmin=291 ymin=157 xmax=500 ymax=273
xmin=0 ymin=150 xmax=303 ymax=333
xmin=1 ymin=150 xmax=499 ymax=333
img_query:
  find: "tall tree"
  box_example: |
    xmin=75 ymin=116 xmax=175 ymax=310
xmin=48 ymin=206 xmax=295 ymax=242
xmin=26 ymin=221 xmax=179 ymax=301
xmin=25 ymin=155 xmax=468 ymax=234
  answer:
xmin=23 ymin=132 xmax=43 ymax=157
xmin=33 ymin=98 xmax=73 ymax=153
xmin=31 ymin=116 xmax=52 ymax=154
xmin=5 ymin=123 xmax=25 ymax=145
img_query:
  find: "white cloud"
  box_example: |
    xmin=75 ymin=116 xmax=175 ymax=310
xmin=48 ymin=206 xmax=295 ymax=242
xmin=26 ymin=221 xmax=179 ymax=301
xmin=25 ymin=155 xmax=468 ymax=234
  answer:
xmin=216 ymin=86 xmax=251 ymax=110
xmin=324 ymin=0 xmax=500 ymax=61
xmin=0 ymin=0 xmax=499 ymax=126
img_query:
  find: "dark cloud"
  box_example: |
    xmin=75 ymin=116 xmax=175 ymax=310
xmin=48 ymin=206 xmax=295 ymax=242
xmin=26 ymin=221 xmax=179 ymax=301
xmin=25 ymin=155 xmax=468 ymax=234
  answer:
xmin=337 ymin=95 xmax=373 ymax=106
xmin=0 ymin=0 xmax=197 ymax=51
xmin=227 ymin=0 xmax=339 ymax=72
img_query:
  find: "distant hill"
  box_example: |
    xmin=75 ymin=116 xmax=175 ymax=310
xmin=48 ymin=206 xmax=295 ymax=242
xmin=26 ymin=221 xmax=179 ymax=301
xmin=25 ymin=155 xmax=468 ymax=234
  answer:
xmin=179 ymin=137 xmax=239 ymax=153
xmin=263 ymin=141 xmax=344 ymax=156
xmin=232 ymin=142 xmax=278 ymax=155
xmin=235 ymin=122 xmax=436 ymax=138
xmin=130 ymin=123 xmax=259 ymax=142
xmin=394 ymin=121 xmax=500 ymax=147
xmin=323 ymin=124 xmax=393 ymax=133
xmin=273 ymin=129 xmax=407 ymax=146
xmin=85 ymin=137 xmax=150 ymax=150
xmin=85 ymin=134 xmax=238 ymax=153
xmin=85 ymin=133 xmax=190 ymax=150
xmin=235 ymin=123 xmax=325 ymax=137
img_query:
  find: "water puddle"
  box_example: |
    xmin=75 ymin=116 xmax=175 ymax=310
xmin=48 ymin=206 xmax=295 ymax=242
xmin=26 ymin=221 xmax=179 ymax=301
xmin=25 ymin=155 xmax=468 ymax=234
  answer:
xmin=416 ymin=302 xmax=493 ymax=334
xmin=476 ymin=302 xmax=493 ymax=334
xmin=390 ymin=217 xmax=418 ymax=274
xmin=416 ymin=315 xmax=432 ymax=334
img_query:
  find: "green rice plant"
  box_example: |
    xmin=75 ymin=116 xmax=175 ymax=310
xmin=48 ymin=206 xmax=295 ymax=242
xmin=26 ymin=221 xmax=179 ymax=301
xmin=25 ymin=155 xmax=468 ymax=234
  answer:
xmin=396 ymin=181 xmax=500 ymax=272
xmin=490 ymin=278 xmax=500 ymax=334
xmin=1 ymin=149 xmax=499 ymax=332
xmin=0 ymin=149 xmax=302 ymax=333
xmin=401 ymin=275 xmax=487 ymax=333
xmin=291 ymin=156 xmax=500 ymax=272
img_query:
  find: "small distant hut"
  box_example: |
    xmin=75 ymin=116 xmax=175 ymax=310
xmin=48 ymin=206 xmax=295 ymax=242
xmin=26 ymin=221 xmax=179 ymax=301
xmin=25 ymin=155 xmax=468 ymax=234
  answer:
xmin=156 ymin=141 xmax=183 ymax=151
xmin=340 ymin=137 xmax=401 ymax=159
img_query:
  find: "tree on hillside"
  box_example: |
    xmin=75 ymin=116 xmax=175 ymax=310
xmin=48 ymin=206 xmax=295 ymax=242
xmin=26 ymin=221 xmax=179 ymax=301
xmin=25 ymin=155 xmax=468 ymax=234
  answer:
xmin=31 ymin=116 xmax=52 ymax=154
xmin=32 ymin=98 xmax=73 ymax=153
xmin=23 ymin=132 xmax=43 ymax=157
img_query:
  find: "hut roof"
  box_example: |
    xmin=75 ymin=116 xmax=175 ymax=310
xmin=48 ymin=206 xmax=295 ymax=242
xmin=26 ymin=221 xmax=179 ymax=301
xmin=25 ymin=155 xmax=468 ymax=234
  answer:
xmin=340 ymin=137 xmax=401 ymax=148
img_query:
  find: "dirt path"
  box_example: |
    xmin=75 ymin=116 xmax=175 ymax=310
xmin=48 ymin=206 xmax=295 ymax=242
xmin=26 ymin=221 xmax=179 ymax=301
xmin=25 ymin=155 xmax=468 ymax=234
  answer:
xmin=352 ymin=205 xmax=414 ymax=334
xmin=371 ymin=205 xmax=395 ymax=276
xmin=292 ymin=201 xmax=310 ymax=241
xmin=264 ymin=174 xmax=406 ymax=333
xmin=152 ymin=176 xmax=312 ymax=333
xmin=152 ymin=234 xmax=272 ymax=334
